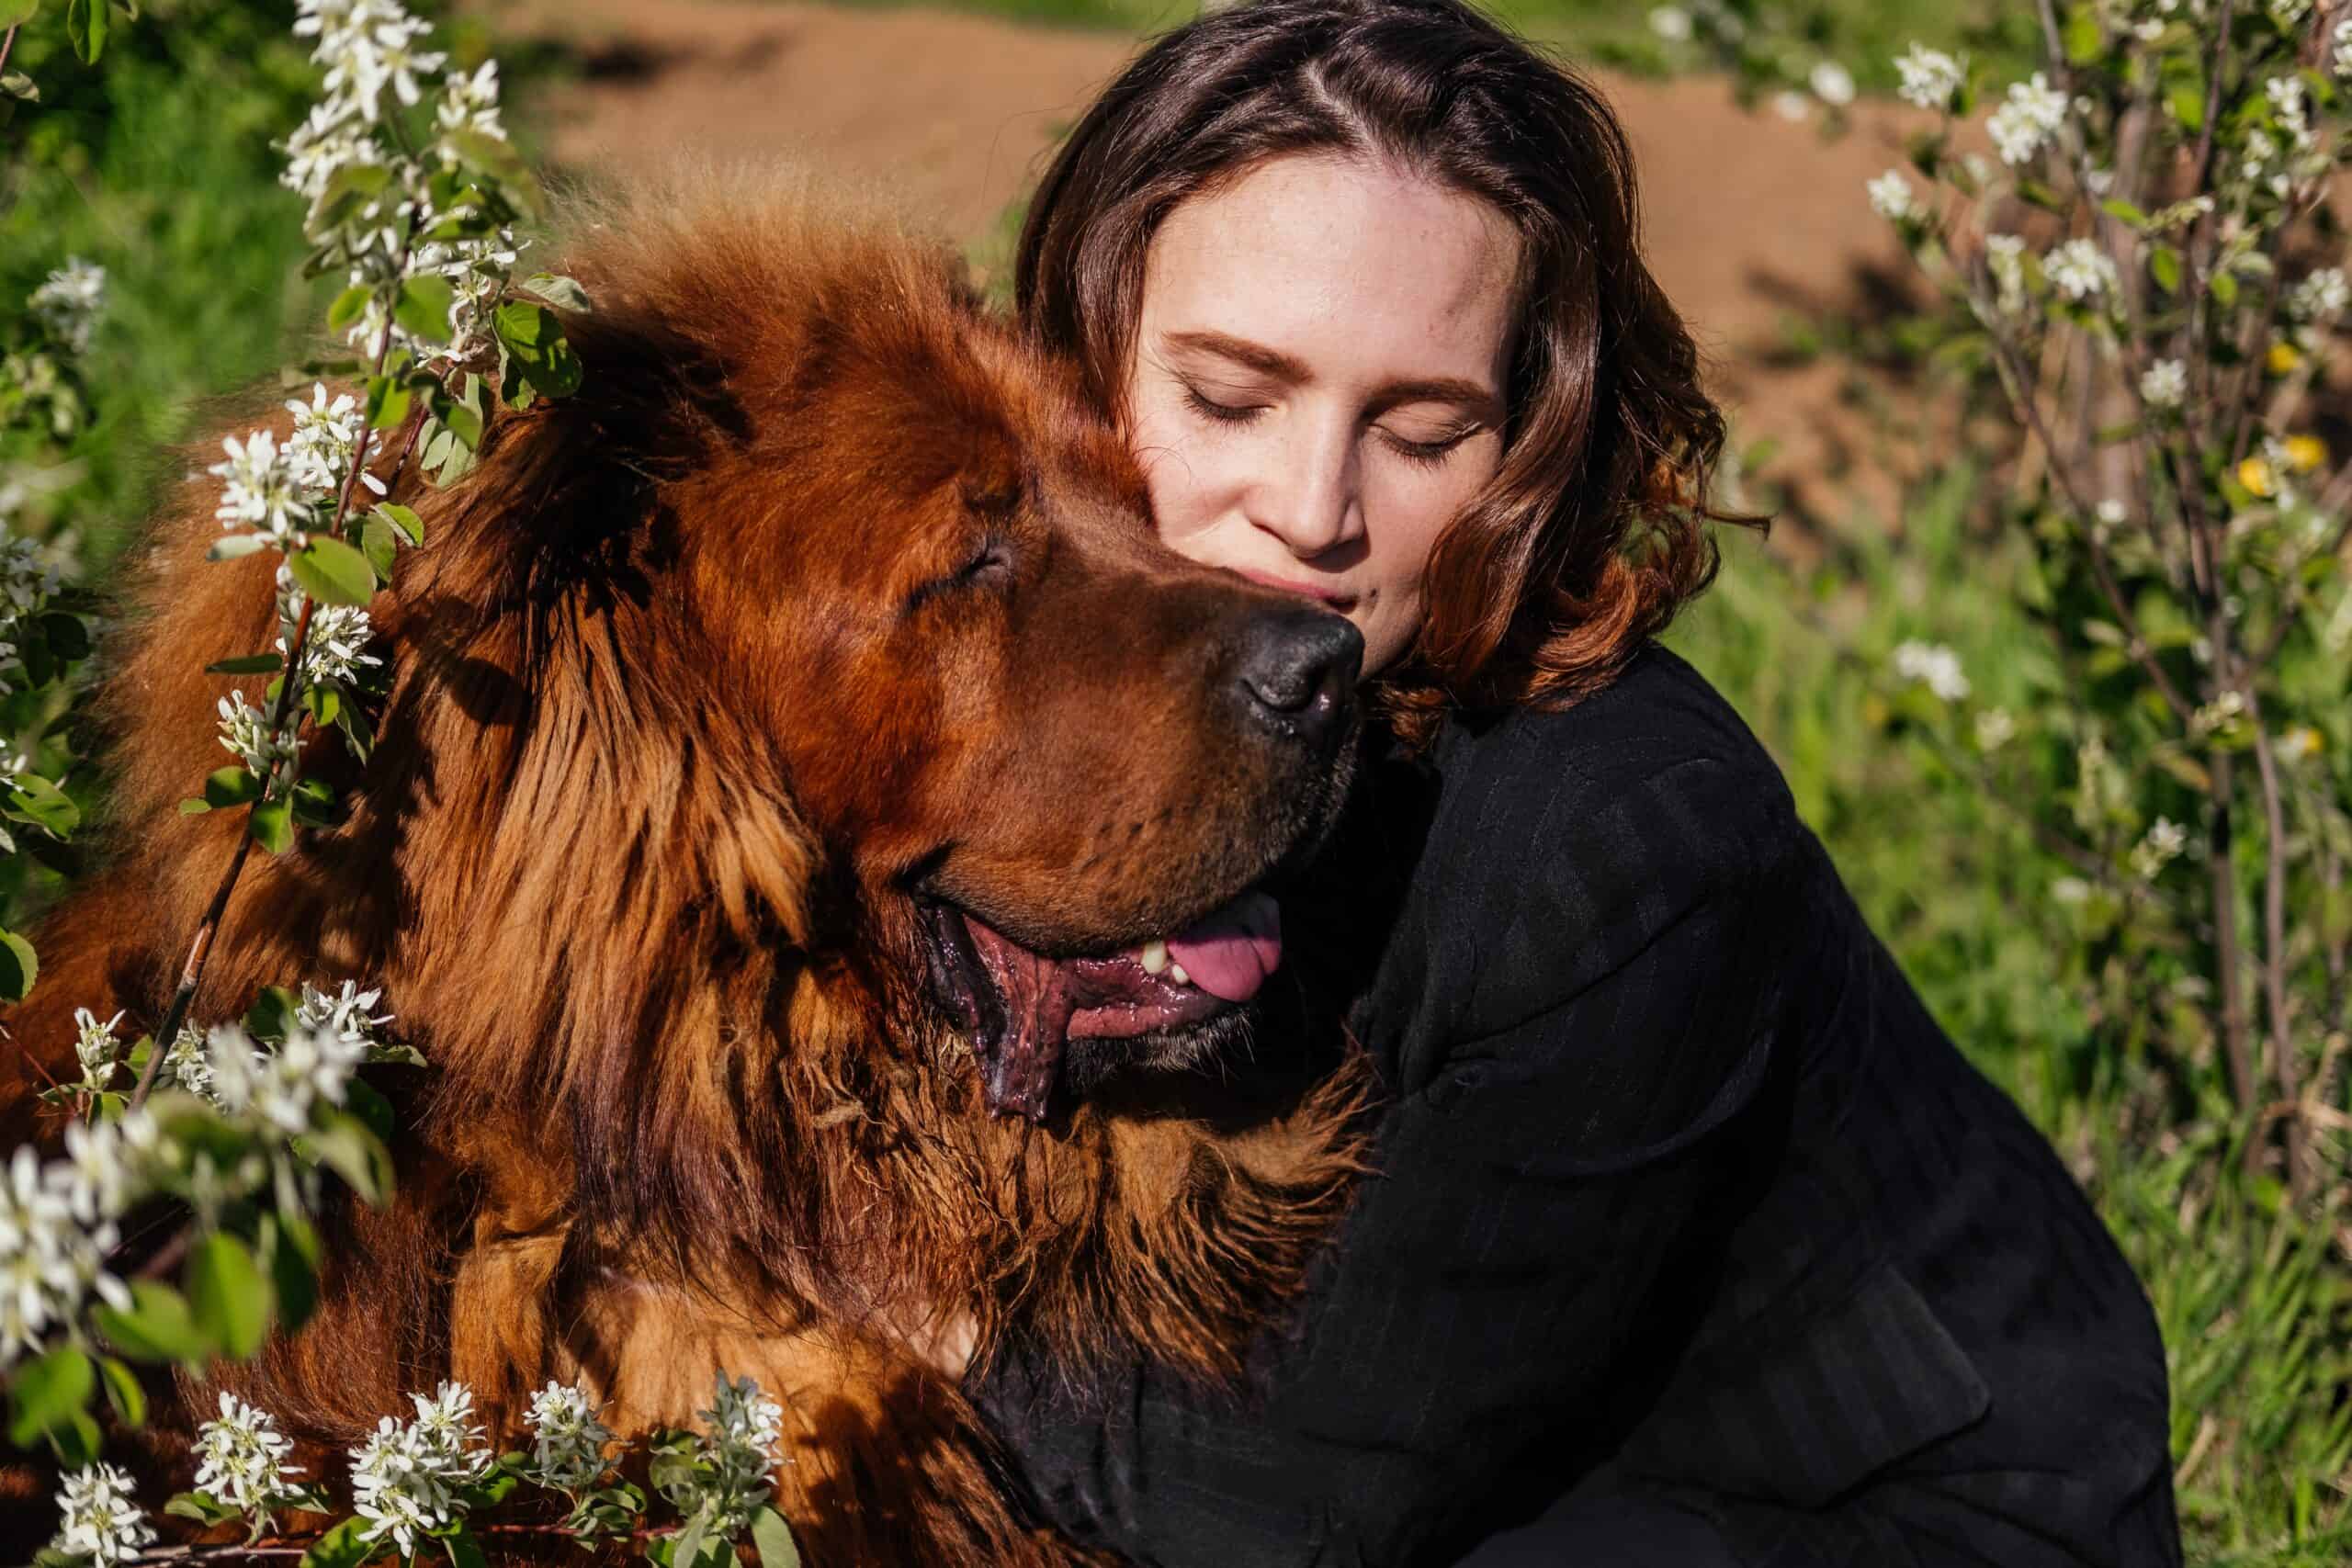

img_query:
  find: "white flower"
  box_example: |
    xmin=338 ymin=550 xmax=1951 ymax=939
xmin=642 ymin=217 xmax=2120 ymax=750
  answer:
xmin=1981 ymin=236 xmax=2027 ymax=307
xmin=280 ymin=98 xmax=378 ymax=204
xmin=1973 ymin=707 xmax=2017 ymax=751
xmin=72 ymin=1008 xmax=125 ymax=1095
xmin=1893 ymin=639 xmax=1971 ymax=702
xmin=216 ymin=690 xmax=299 ymax=784
xmin=1808 ymin=61 xmax=1856 ymax=107
xmin=56 ymin=1113 xmax=145 ymax=1224
xmin=2045 ymin=238 xmax=2118 ymax=301
xmin=1867 ymin=169 xmax=1921 ymax=222
xmin=2051 ymin=875 xmax=2092 ymax=906
xmin=303 ymin=0 xmax=447 ymax=122
xmin=206 ymin=1020 xmax=365 ymax=1138
xmin=296 ymin=979 xmax=396 ymax=1055
xmin=210 ymin=430 xmax=314 ymax=547
xmin=0 ymin=1145 xmax=77 ymax=1365
xmin=2290 ymin=267 xmax=2348 ymax=320
xmin=2191 ymin=689 xmax=2246 ymax=739
xmin=2333 ymin=17 xmax=2352 ymax=78
xmin=160 ymin=1024 xmax=220 ymax=1106
xmin=49 ymin=1462 xmax=155 ymax=1567
xmin=1771 ymin=90 xmax=1812 ymax=122
xmin=1894 ymin=44 xmax=1964 ymax=110
xmin=282 ymin=383 xmax=383 ymax=502
xmin=279 ymin=597 xmax=381 ymax=691
xmin=2141 ymin=357 xmax=2188 ymax=409
xmin=28 ymin=260 xmax=107 ymax=357
xmin=660 ymin=1372 xmax=785 ymax=1536
xmin=2265 ymin=75 xmax=2312 ymax=142
xmin=526 ymin=1381 xmax=616 ymax=1490
xmin=2132 ymin=817 xmax=2188 ymax=880
xmin=1988 ymin=72 xmax=2066 ymax=164
xmin=348 ymin=1381 xmax=491 ymax=1555
xmin=435 ymin=59 xmax=503 ymax=138
xmin=2278 ymin=726 xmax=2323 ymax=761
xmin=195 ymin=1393 xmax=305 ymax=1518
xmin=1647 ymin=6 xmax=1692 ymax=42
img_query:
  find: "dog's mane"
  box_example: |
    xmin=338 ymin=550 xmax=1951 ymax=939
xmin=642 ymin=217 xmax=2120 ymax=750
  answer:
xmin=55 ymin=164 xmax=1370 ymax=1446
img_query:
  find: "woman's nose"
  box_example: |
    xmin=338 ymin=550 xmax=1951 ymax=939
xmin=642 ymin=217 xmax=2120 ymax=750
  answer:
xmin=1246 ymin=418 xmax=1362 ymax=558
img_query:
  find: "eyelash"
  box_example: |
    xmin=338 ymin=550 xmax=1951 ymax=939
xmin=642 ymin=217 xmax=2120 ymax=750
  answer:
xmin=1179 ymin=383 xmax=1475 ymax=468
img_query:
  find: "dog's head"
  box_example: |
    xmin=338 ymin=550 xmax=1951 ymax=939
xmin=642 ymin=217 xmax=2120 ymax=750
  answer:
xmin=357 ymin=171 xmax=1362 ymax=1123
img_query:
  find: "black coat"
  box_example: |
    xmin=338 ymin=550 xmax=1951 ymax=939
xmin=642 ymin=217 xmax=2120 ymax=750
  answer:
xmin=969 ymin=642 xmax=2181 ymax=1568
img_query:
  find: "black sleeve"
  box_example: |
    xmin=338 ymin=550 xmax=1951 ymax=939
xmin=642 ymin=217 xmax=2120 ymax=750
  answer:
xmin=970 ymin=757 xmax=1804 ymax=1568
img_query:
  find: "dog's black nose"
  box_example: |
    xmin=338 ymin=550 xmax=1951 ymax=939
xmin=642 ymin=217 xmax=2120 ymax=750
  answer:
xmin=1235 ymin=606 xmax=1362 ymax=749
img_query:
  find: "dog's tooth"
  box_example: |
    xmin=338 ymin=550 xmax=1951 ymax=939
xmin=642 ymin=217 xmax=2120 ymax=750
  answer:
xmin=1140 ymin=940 xmax=1170 ymax=976
xmin=1167 ymin=961 xmax=1192 ymax=987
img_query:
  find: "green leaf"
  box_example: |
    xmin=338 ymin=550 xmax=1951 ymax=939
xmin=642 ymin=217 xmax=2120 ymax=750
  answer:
xmin=187 ymin=1232 xmax=271 ymax=1359
xmin=40 ymin=612 xmax=89 ymax=663
xmin=264 ymin=1213 xmax=320 ymax=1336
xmin=751 ymin=1506 xmax=801 ymax=1568
xmin=96 ymin=1355 xmax=147 ymax=1429
xmin=524 ymin=272 xmax=593 ymax=312
xmin=344 ymin=1077 xmax=398 ymax=1147
xmin=375 ymin=502 xmax=426 ymax=547
xmin=165 ymin=1491 xmax=239 ymax=1526
xmin=394 ymin=275 xmax=458 ymax=346
xmin=207 ymin=652 xmax=286 ymax=675
xmin=208 ymin=533 xmax=273 ymax=562
xmin=312 ymin=162 xmax=391 ymax=233
xmin=6 ymin=1346 xmax=93 ymax=1449
xmin=2063 ymin=3 xmax=2102 ymax=64
xmin=360 ymin=516 xmax=398 ymax=587
xmin=0 ymin=3 xmax=40 ymax=34
xmin=204 ymin=766 xmax=265 ymax=809
xmin=249 ymin=796 xmax=295 ymax=855
xmin=0 ymin=929 xmax=36 ymax=1004
xmin=365 ymin=373 xmax=413 ymax=433
xmin=671 ymin=1515 xmax=708 ymax=1568
xmin=246 ymin=985 xmax=299 ymax=1043
xmin=7 ymin=775 xmax=79 ymax=837
xmin=444 ymin=1527 xmax=490 ymax=1568
xmin=307 ymin=683 xmax=343 ymax=728
xmin=2149 ymin=245 xmax=2181 ymax=295
xmin=2167 ymin=76 xmax=2205 ymax=130
xmin=92 ymin=1280 xmax=210 ymax=1364
xmin=65 ymin=0 xmax=107 ymax=63
xmin=494 ymin=299 xmax=548 ymax=350
xmin=442 ymin=396 xmax=482 ymax=451
xmin=290 ymin=536 xmax=378 ymax=608
xmin=300 ymin=1517 xmax=379 ymax=1568
xmin=309 ymin=1112 xmax=394 ymax=1204
xmin=328 ymin=284 xmax=375 ymax=334
xmin=2211 ymin=269 xmax=2239 ymax=310
xmin=444 ymin=129 xmax=545 ymax=221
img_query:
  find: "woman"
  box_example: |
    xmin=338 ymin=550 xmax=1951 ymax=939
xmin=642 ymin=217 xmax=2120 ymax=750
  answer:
xmin=965 ymin=1 xmax=2183 ymax=1563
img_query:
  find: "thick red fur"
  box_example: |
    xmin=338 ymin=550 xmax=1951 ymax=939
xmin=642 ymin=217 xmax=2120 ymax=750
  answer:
xmin=0 ymin=166 xmax=1370 ymax=1564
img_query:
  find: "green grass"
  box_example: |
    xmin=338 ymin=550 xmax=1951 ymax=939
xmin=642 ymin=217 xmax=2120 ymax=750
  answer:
xmin=1666 ymin=452 xmax=2352 ymax=1565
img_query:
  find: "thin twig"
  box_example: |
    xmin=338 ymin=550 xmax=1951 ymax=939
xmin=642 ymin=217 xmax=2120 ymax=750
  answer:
xmin=129 ymin=228 xmax=421 ymax=1111
xmin=2245 ymin=696 xmax=2311 ymax=1196
xmin=0 ymin=24 xmax=19 ymax=79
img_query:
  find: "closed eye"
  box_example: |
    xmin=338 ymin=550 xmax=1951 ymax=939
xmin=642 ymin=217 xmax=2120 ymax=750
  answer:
xmin=904 ymin=535 xmax=1014 ymax=615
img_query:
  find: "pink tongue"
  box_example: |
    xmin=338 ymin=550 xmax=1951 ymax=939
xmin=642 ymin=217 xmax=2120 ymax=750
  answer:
xmin=1164 ymin=891 xmax=1283 ymax=1004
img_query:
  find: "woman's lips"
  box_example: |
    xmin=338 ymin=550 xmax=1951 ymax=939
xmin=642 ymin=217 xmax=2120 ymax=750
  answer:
xmin=1232 ymin=567 xmax=1357 ymax=612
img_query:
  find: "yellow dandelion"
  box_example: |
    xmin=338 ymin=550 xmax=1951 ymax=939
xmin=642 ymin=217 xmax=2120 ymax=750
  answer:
xmin=2283 ymin=434 xmax=2327 ymax=471
xmin=2237 ymin=456 xmax=2276 ymax=497
xmin=2267 ymin=340 xmax=2302 ymax=374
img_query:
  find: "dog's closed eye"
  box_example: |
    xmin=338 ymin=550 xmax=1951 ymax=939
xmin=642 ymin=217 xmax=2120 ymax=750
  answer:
xmin=904 ymin=534 xmax=1014 ymax=615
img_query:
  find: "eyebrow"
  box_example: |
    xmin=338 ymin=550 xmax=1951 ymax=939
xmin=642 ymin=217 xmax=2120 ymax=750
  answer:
xmin=1162 ymin=329 xmax=1500 ymax=414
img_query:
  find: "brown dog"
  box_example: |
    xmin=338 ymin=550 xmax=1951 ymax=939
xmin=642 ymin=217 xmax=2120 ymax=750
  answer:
xmin=0 ymin=169 xmax=1370 ymax=1562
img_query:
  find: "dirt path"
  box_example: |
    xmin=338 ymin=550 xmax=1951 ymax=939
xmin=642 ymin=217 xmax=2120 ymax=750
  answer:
xmin=504 ymin=0 xmax=1933 ymax=524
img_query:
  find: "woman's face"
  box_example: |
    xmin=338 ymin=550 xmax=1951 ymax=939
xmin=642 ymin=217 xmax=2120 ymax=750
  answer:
xmin=1125 ymin=153 xmax=1521 ymax=674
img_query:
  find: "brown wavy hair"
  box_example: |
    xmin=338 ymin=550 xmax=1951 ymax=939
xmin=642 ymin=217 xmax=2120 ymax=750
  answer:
xmin=1014 ymin=0 xmax=1766 ymax=745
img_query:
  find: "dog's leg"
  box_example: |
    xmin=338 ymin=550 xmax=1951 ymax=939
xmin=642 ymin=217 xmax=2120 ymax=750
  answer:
xmin=566 ymin=1292 xmax=1110 ymax=1567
